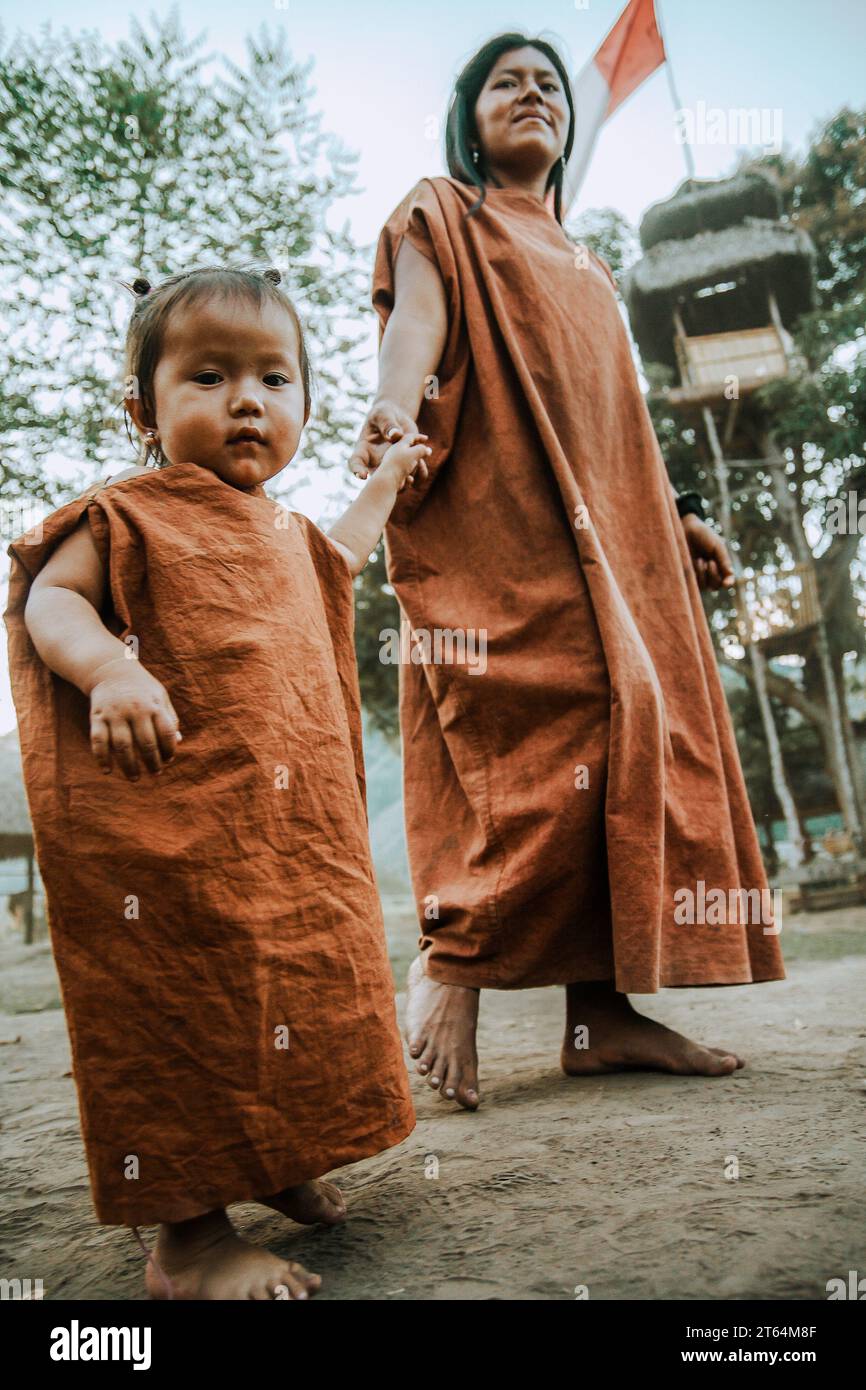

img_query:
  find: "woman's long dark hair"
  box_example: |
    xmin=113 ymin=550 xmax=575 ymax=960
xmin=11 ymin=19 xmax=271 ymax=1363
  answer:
xmin=445 ymin=32 xmax=575 ymax=223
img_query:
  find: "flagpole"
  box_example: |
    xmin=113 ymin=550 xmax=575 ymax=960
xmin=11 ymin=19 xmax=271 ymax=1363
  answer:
xmin=655 ymin=0 xmax=696 ymax=183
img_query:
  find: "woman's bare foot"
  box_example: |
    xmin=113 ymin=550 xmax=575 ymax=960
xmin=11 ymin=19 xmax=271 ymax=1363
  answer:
xmin=258 ymin=1179 xmax=346 ymax=1226
xmin=405 ymin=955 xmax=481 ymax=1109
xmin=562 ymin=981 xmax=746 ymax=1077
xmin=145 ymin=1208 xmax=321 ymax=1301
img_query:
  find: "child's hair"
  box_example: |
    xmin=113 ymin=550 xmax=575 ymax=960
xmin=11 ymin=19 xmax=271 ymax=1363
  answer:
xmin=121 ymin=266 xmax=313 ymax=467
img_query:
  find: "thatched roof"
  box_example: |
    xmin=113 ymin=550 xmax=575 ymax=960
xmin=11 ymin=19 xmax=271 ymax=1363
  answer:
xmin=624 ymin=219 xmax=817 ymax=369
xmin=640 ymin=172 xmax=782 ymax=250
xmin=0 ymin=726 xmax=33 ymax=858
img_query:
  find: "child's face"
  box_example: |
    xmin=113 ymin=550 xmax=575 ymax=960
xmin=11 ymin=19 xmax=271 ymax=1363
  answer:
xmin=143 ymin=294 xmax=307 ymax=490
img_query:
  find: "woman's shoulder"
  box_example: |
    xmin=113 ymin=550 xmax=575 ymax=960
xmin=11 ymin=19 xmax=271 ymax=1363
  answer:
xmin=386 ymin=175 xmax=470 ymax=224
xmin=409 ymin=175 xmax=474 ymax=206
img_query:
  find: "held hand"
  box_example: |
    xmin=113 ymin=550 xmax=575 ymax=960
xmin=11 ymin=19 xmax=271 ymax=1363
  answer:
xmin=88 ymin=656 xmax=182 ymax=781
xmin=682 ymin=514 xmax=735 ymax=592
xmin=348 ymin=400 xmax=420 ymax=480
xmin=379 ymin=431 xmax=432 ymax=492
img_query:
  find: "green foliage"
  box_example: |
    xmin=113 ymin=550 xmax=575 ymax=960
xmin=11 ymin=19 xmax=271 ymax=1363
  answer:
xmin=563 ymin=205 xmax=640 ymax=277
xmin=354 ymin=544 xmax=401 ymax=742
xmin=0 ymin=10 xmax=370 ymax=503
xmin=746 ymin=108 xmax=866 ymax=313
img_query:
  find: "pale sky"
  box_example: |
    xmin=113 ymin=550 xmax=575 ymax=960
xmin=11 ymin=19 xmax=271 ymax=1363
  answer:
xmin=1 ymin=0 xmax=865 ymax=732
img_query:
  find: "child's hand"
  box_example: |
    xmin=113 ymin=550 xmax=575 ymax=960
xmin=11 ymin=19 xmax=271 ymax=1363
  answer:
xmin=378 ymin=431 xmax=433 ymax=493
xmin=88 ymin=657 xmax=182 ymax=781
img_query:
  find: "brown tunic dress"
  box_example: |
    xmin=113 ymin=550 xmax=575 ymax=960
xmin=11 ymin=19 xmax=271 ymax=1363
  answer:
xmin=4 ymin=462 xmax=414 ymax=1225
xmin=372 ymin=175 xmax=784 ymax=994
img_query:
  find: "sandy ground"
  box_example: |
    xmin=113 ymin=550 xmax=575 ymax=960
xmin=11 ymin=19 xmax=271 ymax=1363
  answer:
xmin=1 ymin=903 xmax=865 ymax=1301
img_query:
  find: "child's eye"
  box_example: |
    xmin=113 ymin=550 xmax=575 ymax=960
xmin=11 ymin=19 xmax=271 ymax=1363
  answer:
xmin=193 ymin=371 xmax=222 ymax=385
xmin=263 ymin=373 xmax=290 ymax=386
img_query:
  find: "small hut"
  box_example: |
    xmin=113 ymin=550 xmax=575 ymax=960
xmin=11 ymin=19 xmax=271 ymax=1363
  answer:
xmin=624 ymin=171 xmax=816 ymax=406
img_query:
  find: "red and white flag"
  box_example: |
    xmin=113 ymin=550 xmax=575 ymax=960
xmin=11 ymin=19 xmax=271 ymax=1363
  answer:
xmin=557 ymin=0 xmax=666 ymax=214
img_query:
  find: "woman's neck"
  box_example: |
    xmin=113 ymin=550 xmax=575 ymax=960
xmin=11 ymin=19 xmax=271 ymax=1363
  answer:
xmin=483 ymin=162 xmax=551 ymax=201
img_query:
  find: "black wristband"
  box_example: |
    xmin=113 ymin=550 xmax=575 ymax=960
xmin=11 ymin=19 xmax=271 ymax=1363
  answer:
xmin=675 ymin=491 xmax=706 ymax=521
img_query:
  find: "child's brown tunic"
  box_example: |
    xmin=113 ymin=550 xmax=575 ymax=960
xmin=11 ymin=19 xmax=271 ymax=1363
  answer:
xmin=4 ymin=462 xmax=414 ymax=1225
xmin=373 ymin=176 xmax=785 ymax=994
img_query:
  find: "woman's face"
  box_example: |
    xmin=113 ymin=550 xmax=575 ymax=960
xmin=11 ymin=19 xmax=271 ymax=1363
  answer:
xmin=473 ymin=46 xmax=570 ymax=183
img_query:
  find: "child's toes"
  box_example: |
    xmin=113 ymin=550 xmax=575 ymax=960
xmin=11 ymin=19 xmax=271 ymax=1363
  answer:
xmin=274 ymin=1260 xmax=316 ymax=1300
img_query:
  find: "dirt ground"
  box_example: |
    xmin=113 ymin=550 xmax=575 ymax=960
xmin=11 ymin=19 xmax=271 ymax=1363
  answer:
xmin=1 ymin=903 xmax=865 ymax=1301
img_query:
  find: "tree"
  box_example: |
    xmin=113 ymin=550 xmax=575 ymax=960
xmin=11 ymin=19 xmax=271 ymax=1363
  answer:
xmin=0 ymin=10 xmax=370 ymax=505
xmin=643 ymin=112 xmax=866 ymax=850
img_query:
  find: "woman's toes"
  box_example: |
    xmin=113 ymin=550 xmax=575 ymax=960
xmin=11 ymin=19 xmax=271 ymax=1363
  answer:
xmin=455 ymin=1080 xmax=480 ymax=1109
xmin=319 ymin=1186 xmax=346 ymax=1222
xmin=712 ymin=1047 xmax=745 ymax=1068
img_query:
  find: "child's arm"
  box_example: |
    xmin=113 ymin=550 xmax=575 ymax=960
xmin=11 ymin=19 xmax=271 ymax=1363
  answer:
xmin=328 ymin=432 xmax=432 ymax=577
xmin=25 ymin=509 xmax=181 ymax=780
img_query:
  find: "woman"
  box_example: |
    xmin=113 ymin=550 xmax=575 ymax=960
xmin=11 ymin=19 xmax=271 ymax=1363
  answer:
xmin=350 ymin=32 xmax=784 ymax=1111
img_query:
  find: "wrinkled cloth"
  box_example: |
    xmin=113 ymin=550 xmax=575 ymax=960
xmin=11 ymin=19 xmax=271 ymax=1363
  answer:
xmin=372 ymin=176 xmax=784 ymax=993
xmin=4 ymin=461 xmax=414 ymax=1225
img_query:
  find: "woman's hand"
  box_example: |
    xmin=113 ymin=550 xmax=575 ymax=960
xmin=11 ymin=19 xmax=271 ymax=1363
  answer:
xmin=88 ymin=656 xmax=182 ymax=781
xmin=682 ymin=514 xmax=735 ymax=591
xmin=348 ymin=400 xmax=420 ymax=481
xmin=379 ymin=432 xmax=432 ymax=493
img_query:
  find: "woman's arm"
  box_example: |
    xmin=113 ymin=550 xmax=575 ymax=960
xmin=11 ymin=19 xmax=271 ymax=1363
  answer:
xmin=379 ymin=238 xmax=449 ymax=421
xmin=348 ymin=238 xmax=448 ymax=478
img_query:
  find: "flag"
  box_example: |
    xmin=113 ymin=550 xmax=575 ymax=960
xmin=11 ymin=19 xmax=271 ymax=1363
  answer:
xmin=556 ymin=0 xmax=666 ymax=214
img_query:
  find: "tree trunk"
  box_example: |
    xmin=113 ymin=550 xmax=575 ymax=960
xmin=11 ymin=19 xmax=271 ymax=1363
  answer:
xmin=834 ymin=652 xmax=866 ymax=831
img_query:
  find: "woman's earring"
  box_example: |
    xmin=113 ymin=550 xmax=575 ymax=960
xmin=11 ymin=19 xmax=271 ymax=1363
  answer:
xmin=472 ymin=148 xmax=479 ymax=165
xmin=144 ymin=430 xmax=158 ymax=449
xmin=561 ymin=153 xmax=567 ymax=168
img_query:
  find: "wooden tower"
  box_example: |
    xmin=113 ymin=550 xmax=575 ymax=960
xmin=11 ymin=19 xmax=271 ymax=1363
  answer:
xmin=625 ymin=170 xmax=862 ymax=860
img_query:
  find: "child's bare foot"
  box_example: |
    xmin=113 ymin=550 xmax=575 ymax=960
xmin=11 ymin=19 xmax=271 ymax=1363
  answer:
xmin=258 ymin=1179 xmax=346 ymax=1225
xmin=146 ymin=1209 xmax=321 ymax=1301
xmin=405 ymin=954 xmax=480 ymax=1110
xmin=562 ymin=981 xmax=746 ymax=1077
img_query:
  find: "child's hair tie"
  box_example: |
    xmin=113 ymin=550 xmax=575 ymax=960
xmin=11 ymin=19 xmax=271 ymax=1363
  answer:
xmin=263 ymin=268 xmax=282 ymax=286
xmin=132 ymin=277 xmax=152 ymax=296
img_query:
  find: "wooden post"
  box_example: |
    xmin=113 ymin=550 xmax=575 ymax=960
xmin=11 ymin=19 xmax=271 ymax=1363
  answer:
xmin=25 ymin=847 xmax=34 ymax=945
xmin=672 ymin=307 xmax=692 ymax=387
xmin=767 ymin=289 xmax=791 ymax=367
xmin=701 ymin=405 xmax=805 ymax=865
